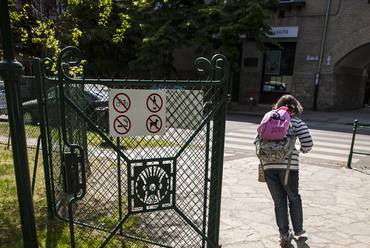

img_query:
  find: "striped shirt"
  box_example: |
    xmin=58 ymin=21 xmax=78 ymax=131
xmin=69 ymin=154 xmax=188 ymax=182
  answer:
xmin=258 ymin=116 xmax=314 ymax=171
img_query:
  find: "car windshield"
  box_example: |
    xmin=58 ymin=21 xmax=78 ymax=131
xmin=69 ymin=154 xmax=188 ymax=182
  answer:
xmin=87 ymin=89 xmax=108 ymax=101
xmin=46 ymin=86 xmax=108 ymax=101
xmin=0 ymin=90 xmax=6 ymax=99
xmin=0 ymin=90 xmax=6 ymax=109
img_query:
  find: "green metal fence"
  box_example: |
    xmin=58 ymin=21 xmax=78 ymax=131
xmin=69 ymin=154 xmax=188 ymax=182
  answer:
xmin=347 ymin=119 xmax=370 ymax=169
xmin=37 ymin=46 xmax=229 ymax=247
xmin=0 ymin=76 xmax=40 ymax=148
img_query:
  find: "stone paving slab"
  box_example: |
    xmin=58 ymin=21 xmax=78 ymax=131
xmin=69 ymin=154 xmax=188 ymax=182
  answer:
xmin=219 ymin=156 xmax=370 ymax=247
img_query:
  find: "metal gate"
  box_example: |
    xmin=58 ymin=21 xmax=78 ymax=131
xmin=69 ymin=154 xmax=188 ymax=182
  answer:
xmin=36 ymin=46 xmax=229 ymax=247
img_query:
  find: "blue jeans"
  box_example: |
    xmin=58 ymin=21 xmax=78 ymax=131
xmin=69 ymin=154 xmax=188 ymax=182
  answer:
xmin=264 ymin=169 xmax=303 ymax=235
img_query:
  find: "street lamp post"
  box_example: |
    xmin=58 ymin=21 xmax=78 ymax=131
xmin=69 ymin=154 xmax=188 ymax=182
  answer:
xmin=0 ymin=1 xmax=39 ymax=247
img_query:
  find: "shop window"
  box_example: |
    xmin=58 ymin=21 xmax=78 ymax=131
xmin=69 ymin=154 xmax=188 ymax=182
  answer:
xmin=262 ymin=42 xmax=296 ymax=93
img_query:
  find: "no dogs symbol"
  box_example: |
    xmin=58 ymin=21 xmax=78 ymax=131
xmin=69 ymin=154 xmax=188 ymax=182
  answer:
xmin=146 ymin=115 xmax=162 ymax=134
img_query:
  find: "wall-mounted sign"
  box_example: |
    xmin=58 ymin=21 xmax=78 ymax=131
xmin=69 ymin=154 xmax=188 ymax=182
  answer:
xmin=306 ymin=55 xmax=319 ymax=61
xmin=265 ymin=51 xmax=281 ymax=75
xmin=109 ymin=89 xmax=166 ymax=137
xmin=269 ymin=26 xmax=299 ymax=38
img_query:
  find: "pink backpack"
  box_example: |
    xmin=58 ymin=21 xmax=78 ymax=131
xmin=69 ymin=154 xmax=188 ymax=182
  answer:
xmin=257 ymin=107 xmax=291 ymax=140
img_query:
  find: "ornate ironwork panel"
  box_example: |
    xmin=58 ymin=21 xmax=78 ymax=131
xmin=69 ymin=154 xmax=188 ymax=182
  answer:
xmin=36 ymin=46 xmax=229 ymax=247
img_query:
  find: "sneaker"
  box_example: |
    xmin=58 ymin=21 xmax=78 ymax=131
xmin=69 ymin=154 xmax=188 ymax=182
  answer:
xmin=279 ymin=230 xmax=292 ymax=242
xmin=294 ymin=228 xmax=306 ymax=237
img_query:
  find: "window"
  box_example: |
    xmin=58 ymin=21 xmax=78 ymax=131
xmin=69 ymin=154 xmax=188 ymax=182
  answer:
xmin=262 ymin=43 xmax=296 ymax=93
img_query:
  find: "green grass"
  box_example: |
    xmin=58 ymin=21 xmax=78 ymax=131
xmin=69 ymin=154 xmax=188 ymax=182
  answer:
xmin=85 ymin=130 xmax=182 ymax=150
xmin=0 ymin=144 xmax=151 ymax=247
xmin=45 ymin=127 xmax=182 ymax=150
xmin=0 ymin=122 xmax=41 ymax=140
xmin=0 ymin=124 xmax=188 ymax=247
xmin=0 ymin=145 xmax=71 ymax=247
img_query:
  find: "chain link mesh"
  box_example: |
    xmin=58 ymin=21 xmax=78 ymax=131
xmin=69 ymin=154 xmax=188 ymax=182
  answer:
xmin=42 ymin=77 xmax=226 ymax=247
xmin=0 ymin=76 xmax=40 ymax=148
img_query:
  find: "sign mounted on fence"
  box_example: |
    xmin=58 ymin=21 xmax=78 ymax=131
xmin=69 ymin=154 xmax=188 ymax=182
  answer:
xmin=109 ymin=89 xmax=166 ymax=137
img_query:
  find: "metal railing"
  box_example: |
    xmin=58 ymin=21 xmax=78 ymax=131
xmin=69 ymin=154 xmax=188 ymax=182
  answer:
xmin=36 ymin=46 xmax=229 ymax=247
xmin=347 ymin=119 xmax=370 ymax=169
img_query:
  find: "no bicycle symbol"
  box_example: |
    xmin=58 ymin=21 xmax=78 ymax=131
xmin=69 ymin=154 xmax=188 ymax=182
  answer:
xmin=113 ymin=93 xmax=131 ymax=113
xmin=147 ymin=93 xmax=163 ymax=113
xmin=146 ymin=115 xmax=162 ymax=134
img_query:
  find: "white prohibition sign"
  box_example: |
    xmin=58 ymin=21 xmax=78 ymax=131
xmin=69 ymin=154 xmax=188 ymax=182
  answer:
xmin=146 ymin=93 xmax=163 ymax=113
xmin=113 ymin=93 xmax=131 ymax=113
xmin=146 ymin=115 xmax=162 ymax=134
xmin=114 ymin=115 xmax=131 ymax=135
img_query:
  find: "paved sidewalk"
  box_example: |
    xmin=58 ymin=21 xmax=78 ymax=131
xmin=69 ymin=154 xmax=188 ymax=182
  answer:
xmin=219 ymin=158 xmax=370 ymax=248
xmin=219 ymin=105 xmax=370 ymax=247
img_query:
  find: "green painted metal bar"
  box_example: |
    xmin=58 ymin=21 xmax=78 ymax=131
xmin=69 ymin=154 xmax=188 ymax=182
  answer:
xmin=0 ymin=1 xmax=39 ymax=247
xmin=346 ymin=120 xmax=357 ymax=169
xmin=207 ymin=55 xmax=229 ymax=248
xmin=7 ymin=131 xmax=11 ymax=149
xmin=117 ymin=137 xmax=123 ymax=235
xmin=174 ymin=206 xmax=218 ymax=248
xmin=53 ymin=46 xmax=227 ymax=87
xmin=202 ymin=121 xmax=211 ymax=248
xmin=31 ymin=135 xmax=42 ymax=195
xmin=33 ymin=58 xmax=53 ymax=214
xmin=347 ymin=119 xmax=370 ymax=169
xmin=352 ymin=151 xmax=370 ymax=156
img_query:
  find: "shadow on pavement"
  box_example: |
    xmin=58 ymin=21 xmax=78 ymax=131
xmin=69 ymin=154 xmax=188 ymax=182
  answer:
xmin=293 ymin=236 xmax=310 ymax=248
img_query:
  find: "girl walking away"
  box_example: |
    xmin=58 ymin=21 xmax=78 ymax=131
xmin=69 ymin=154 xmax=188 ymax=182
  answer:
xmin=255 ymin=94 xmax=313 ymax=245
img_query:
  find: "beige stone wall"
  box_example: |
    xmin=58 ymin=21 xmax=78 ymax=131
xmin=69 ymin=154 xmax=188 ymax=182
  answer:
xmin=239 ymin=0 xmax=370 ymax=111
xmin=239 ymin=41 xmax=264 ymax=105
xmin=171 ymin=0 xmax=370 ymax=110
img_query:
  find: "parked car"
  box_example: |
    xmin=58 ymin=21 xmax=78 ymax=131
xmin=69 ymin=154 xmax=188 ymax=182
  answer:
xmin=0 ymin=80 xmax=35 ymax=115
xmin=0 ymin=90 xmax=6 ymax=115
xmin=263 ymin=81 xmax=287 ymax=92
xmin=22 ymin=87 xmax=108 ymax=125
xmin=0 ymin=80 xmax=5 ymax=114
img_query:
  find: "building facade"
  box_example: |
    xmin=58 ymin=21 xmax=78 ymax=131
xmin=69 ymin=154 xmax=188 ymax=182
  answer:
xmin=13 ymin=0 xmax=370 ymax=111
xmin=238 ymin=0 xmax=370 ymax=111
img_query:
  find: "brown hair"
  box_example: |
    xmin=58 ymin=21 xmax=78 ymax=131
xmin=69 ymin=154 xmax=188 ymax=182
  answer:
xmin=272 ymin=94 xmax=303 ymax=115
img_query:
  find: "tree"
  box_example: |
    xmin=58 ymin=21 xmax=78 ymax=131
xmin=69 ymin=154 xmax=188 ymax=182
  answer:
xmin=3 ymin=0 xmax=136 ymax=77
xmin=127 ymin=0 xmax=207 ymax=76
xmin=57 ymin=0 xmax=136 ymax=77
xmin=2 ymin=0 xmax=277 ymax=78
xmin=195 ymin=0 xmax=277 ymax=72
xmin=131 ymin=0 xmax=275 ymax=74
xmin=129 ymin=0 xmax=277 ymax=76
xmin=1 ymin=1 xmax=62 ymax=72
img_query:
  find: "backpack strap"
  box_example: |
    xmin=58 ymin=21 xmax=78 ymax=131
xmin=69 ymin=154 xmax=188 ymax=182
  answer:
xmin=284 ymin=152 xmax=293 ymax=185
xmin=259 ymin=122 xmax=296 ymax=185
xmin=284 ymin=134 xmax=297 ymax=185
xmin=286 ymin=122 xmax=294 ymax=136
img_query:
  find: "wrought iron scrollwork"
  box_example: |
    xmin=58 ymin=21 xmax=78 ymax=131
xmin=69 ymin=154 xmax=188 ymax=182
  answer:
xmin=195 ymin=54 xmax=230 ymax=83
xmin=56 ymin=46 xmax=84 ymax=81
